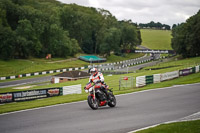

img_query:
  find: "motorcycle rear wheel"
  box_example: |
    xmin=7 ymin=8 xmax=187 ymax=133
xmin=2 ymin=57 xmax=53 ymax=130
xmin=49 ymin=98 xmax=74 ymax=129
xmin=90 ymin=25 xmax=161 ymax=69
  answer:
xmin=87 ymin=95 xmax=98 ymax=110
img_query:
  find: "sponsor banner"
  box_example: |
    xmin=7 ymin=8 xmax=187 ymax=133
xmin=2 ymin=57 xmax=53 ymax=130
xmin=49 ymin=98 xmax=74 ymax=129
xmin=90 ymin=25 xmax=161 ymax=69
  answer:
xmin=13 ymin=89 xmax=47 ymax=102
xmin=11 ymin=88 xmax=62 ymax=102
xmin=47 ymin=88 xmax=61 ymax=97
xmin=179 ymin=69 xmax=192 ymax=76
xmin=161 ymin=71 xmax=179 ymax=81
xmin=134 ymin=49 xmax=175 ymax=54
xmin=0 ymin=93 xmax=13 ymax=104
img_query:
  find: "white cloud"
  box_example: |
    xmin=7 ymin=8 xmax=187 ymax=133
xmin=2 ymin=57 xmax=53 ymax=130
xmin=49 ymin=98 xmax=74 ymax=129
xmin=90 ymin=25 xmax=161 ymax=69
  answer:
xmin=57 ymin=0 xmax=200 ymax=26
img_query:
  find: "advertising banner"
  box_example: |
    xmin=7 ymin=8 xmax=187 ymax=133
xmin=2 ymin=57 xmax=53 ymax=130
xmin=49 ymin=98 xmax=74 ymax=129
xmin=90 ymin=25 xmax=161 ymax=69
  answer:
xmin=0 ymin=87 xmax=64 ymax=103
xmin=13 ymin=89 xmax=47 ymax=102
xmin=161 ymin=71 xmax=179 ymax=81
xmin=0 ymin=93 xmax=13 ymax=104
xmin=47 ymin=88 xmax=62 ymax=96
xmin=179 ymin=69 xmax=192 ymax=76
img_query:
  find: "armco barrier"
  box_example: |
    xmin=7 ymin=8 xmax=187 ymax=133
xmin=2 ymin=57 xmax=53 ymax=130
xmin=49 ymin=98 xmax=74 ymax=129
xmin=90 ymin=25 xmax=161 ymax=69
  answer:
xmin=0 ymin=87 xmax=62 ymax=104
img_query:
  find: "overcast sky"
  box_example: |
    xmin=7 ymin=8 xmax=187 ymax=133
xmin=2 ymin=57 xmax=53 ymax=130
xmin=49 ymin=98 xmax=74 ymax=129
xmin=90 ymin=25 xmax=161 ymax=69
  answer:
xmin=57 ymin=0 xmax=200 ymax=26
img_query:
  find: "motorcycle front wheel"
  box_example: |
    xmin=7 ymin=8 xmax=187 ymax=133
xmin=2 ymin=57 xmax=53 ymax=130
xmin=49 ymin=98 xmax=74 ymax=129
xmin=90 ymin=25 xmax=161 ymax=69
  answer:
xmin=87 ymin=95 xmax=98 ymax=110
xmin=108 ymin=93 xmax=116 ymax=107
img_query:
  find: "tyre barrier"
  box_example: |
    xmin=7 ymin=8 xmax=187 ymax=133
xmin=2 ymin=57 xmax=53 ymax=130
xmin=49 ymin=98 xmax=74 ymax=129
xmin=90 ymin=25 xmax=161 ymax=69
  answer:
xmin=136 ymin=65 xmax=200 ymax=87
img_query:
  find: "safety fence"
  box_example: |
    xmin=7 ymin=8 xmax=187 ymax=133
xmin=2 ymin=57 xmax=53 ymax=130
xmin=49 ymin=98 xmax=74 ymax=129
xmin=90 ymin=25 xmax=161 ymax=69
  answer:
xmin=0 ymin=84 xmax=82 ymax=104
xmin=119 ymin=76 xmax=135 ymax=90
xmin=136 ymin=65 xmax=200 ymax=87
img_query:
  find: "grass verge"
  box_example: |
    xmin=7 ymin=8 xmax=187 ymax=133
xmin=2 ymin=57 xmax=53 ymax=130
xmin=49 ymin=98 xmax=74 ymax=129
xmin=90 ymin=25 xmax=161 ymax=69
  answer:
xmin=0 ymin=53 xmax=143 ymax=77
xmin=134 ymin=119 xmax=200 ymax=133
xmin=0 ymin=72 xmax=199 ymax=114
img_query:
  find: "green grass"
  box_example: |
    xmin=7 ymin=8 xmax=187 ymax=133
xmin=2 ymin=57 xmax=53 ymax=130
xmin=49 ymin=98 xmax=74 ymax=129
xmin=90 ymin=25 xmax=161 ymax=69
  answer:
xmin=0 ymin=56 xmax=200 ymax=114
xmin=0 ymin=58 xmax=89 ymax=77
xmin=135 ymin=120 xmax=200 ymax=133
xmin=0 ymin=53 xmax=143 ymax=77
xmin=0 ymin=71 xmax=199 ymax=114
xmin=1 ymin=56 xmax=200 ymax=93
xmin=106 ymin=53 xmax=144 ymax=63
xmin=141 ymin=29 xmax=172 ymax=50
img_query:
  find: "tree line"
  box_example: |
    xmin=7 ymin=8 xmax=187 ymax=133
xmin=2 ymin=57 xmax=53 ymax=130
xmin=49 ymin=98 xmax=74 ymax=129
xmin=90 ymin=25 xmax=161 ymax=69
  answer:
xmin=171 ymin=10 xmax=200 ymax=58
xmin=139 ymin=21 xmax=171 ymax=30
xmin=0 ymin=0 xmax=141 ymax=59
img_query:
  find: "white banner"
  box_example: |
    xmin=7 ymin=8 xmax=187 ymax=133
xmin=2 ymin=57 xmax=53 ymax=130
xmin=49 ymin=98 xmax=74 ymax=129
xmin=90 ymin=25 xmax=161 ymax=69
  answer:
xmin=161 ymin=71 xmax=179 ymax=81
xmin=63 ymin=84 xmax=82 ymax=95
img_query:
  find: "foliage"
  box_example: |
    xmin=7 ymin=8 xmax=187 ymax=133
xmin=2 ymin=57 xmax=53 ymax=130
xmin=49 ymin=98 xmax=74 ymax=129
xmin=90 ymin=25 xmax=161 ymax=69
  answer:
xmin=0 ymin=0 xmax=142 ymax=59
xmin=171 ymin=10 xmax=200 ymax=58
xmin=139 ymin=21 xmax=171 ymax=30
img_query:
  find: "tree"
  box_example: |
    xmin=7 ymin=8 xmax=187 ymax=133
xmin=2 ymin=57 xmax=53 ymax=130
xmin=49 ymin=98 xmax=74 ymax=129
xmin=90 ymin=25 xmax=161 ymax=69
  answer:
xmin=15 ymin=19 xmax=41 ymax=58
xmin=100 ymin=28 xmax=121 ymax=57
xmin=171 ymin=10 xmax=200 ymax=57
xmin=0 ymin=26 xmax=16 ymax=59
xmin=119 ymin=20 xmax=139 ymax=49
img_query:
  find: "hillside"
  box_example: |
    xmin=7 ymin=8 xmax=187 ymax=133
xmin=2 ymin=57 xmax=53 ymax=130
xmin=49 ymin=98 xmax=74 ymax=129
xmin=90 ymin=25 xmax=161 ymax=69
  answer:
xmin=141 ymin=29 xmax=172 ymax=50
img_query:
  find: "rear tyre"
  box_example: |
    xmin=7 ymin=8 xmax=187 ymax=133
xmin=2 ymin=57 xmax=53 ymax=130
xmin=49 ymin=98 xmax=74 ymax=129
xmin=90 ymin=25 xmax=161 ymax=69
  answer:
xmin=87 ymin=95 xmax=98 ymax=110
xmin=108 ymin=93 xmax=116 ymax=107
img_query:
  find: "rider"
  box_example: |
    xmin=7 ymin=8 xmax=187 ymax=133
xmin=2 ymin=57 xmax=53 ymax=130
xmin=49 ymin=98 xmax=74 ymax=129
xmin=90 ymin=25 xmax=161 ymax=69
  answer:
xmin=88 ymin=68 xmax=109 ymax=98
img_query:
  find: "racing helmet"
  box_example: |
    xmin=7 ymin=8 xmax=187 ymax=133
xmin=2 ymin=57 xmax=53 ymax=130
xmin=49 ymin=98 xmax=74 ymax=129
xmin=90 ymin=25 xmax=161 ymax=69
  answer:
xmin=90 ymin=68 xmax=98 ymax=76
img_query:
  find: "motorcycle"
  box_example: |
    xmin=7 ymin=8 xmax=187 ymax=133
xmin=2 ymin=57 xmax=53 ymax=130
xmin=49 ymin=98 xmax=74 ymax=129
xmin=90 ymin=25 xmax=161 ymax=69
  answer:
xmin=84 ymin=82 xmax=116 ymax=110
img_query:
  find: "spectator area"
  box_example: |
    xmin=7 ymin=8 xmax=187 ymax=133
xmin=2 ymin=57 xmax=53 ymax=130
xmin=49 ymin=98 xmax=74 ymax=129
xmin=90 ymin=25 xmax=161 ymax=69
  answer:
xmin=79 ymin=55 xmax=106 ymax=63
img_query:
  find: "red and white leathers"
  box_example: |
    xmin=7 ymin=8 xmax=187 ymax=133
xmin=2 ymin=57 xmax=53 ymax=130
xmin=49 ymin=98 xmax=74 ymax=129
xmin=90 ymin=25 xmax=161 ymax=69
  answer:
xmin=89 ymin=72 xmax=104 ymax=88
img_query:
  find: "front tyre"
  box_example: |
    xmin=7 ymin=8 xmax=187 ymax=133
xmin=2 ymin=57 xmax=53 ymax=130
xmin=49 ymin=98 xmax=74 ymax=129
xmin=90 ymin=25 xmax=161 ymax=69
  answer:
xmin=108 ymin=93 xmax=116 ymax=107
xmin=87 ymin=95 xmax=98 ymax=110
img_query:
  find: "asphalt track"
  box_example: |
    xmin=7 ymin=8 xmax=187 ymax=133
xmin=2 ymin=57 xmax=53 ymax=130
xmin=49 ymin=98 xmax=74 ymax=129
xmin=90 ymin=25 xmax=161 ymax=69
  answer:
xmin=0 ymin=83 xmax=200 ymax=133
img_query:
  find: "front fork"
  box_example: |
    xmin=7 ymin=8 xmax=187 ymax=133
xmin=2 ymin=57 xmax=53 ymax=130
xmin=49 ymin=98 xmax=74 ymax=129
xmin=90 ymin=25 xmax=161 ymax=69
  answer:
xmin=93 ymin=87 xmax=96 ymax=100
xmin=89 ymin=86 xmax=96 ymax=100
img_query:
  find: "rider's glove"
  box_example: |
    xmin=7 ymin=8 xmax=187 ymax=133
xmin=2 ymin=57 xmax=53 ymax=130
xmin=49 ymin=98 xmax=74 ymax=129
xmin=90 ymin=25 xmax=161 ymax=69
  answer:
xmin=85 ymin=89 xmax=89 ymax=93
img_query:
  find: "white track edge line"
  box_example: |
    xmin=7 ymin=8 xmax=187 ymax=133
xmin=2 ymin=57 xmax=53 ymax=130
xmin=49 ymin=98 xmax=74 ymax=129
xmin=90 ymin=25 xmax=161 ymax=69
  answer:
xmin=128 ymin=111 xmax=200 ymax=133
